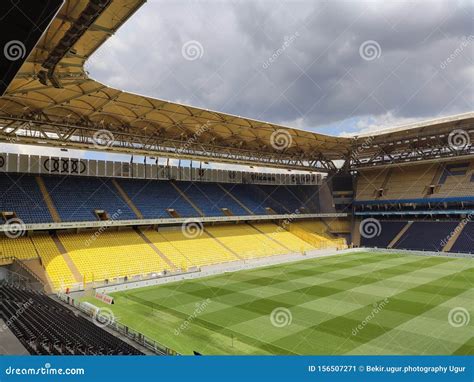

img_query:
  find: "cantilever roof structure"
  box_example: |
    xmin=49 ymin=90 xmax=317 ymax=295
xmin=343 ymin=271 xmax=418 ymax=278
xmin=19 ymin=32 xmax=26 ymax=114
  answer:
xmin=0 ymin=0 xmax=472 ymax=171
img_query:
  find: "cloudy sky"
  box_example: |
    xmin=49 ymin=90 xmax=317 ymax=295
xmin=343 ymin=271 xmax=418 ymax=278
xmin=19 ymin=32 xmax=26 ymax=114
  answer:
xmin=5 ymin=0 xmax=473 ymax=166
xmin=85 ymin=0 xmax=473 ymax=137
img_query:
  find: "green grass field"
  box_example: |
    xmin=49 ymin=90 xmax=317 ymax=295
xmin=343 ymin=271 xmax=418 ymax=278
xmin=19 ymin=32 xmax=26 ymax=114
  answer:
xmin=83 ymin=252 xmax=473 ymax=355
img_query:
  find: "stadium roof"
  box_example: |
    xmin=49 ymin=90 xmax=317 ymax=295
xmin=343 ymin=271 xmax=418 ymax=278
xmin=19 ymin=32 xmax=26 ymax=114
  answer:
xmin=0 ymin=0 xmax=472 ymax=171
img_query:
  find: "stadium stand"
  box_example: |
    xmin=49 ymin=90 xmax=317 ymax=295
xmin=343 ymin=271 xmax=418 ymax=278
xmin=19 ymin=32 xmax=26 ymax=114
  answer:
xmin=31 ymin=235 xmax=77 ymax=291
xmin=118 ymin=179 xmax=199 ymax=218
xmin=251 ymin=223 xmax=315 ymax=252
xmin=43 ymin=176 xmax=136 ymax=222
xmin=175 ymin=181 xmax=249 ymax=216
xmin=58 ymin=230 xmax=169 ymax=284
xmin=360 ymin=221 xmax=407 ymax=248
xmin=0 ymin=175 xmax=322 ymax=223
xmin=0 ymin=284 xmax=142 ymax=355
xmin=393 ymin=221 xmax=459 ymax=252
xmin=221 ymin=184 xmax=270 ymax=214
xmin=0 ymin=235 xmax=37 ymax=261
xmin=144 ymin=228 xmax=238 ymax=268
xmin=0 ymin=174 xmax=52 ymax=224
xmin=205 ymin=224 xmax=288 ymax=259
xmin=450 ymin=222 xmax=474 ymax=253
xmin=290 ymin=221 xmax=346 ymax=249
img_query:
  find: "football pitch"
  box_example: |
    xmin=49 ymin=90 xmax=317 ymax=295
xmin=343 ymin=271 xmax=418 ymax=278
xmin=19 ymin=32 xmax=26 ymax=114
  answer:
xmin=84 ymin=252 xmax=473 ymax=355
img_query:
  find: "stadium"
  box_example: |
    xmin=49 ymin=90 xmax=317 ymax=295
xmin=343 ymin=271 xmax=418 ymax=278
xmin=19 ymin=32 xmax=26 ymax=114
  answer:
xmin=0 ymin=0 xmax=472 ymax=358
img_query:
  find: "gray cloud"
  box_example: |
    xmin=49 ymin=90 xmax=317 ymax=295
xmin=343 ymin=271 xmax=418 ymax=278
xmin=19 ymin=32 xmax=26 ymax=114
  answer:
xmin=87 ymin=0 xmax=474 ymax=134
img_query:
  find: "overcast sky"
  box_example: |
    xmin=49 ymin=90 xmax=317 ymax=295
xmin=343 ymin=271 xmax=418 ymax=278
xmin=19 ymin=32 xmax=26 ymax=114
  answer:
xmin=85 ymin=0 xmax=473 ymax=137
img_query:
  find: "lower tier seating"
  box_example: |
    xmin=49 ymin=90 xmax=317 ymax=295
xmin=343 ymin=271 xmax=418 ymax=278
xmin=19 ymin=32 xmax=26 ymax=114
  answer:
xmin=394 ymin=221 xmax=459 ymax=251
xmin=360 ymin=221 xmax=406 ymax=248
xmin=206 ymin=224 xmax=288 ymax=259
xmin=0 ymin=235 xmax=38 ymax=261
xmin=253 ymin=223 xmax=315 ymax=252
xmin=31 ymin=234 xmax=77 ymax=291
xmin=446 ymin=222 xmax=474 ymax=254
xmin=290 ymin=221 xmax=347 ymax=249
xmin=144 ymin=228 xmax=239 ymax=268
xmin=58 ymin=230 xmax=169 ymax=284
xmin=0 ymin=284 xmax=142 ymax=355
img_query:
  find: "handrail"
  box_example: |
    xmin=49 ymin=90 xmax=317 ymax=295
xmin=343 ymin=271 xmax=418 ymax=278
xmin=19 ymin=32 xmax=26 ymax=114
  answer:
xmin=56 ymin=293 xmax=179 ymax=355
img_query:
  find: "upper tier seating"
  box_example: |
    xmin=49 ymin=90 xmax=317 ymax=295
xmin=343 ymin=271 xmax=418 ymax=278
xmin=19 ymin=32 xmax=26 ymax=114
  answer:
xmin=1 ymin=174 xmax=322 ymax=223
xmin=356 ymin=160 xmax=474 ymax=204
xmin=394 ymin=221 xmax=459 ymax=251
xmin=174 ymin=181 xmax=248 ymax=216
xmin=118 ymin=179 xmax=198 ymax=218
xmin=450 ymin=222 xmax=474 ymax=254
xmin=0 ymin=174 xmax=51 ymax=223
xmin=0 ymin=284 xmax=142 ymax=355
xmin=44 ymin=176 xmax=136 ymax=221
xmin=433 ymin=162 xmax=474 ymax=198
xmin=220 ymin=184 xmax=269 ymax=214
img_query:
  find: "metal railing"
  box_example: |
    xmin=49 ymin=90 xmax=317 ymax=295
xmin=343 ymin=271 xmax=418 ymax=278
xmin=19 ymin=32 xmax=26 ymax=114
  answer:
xmin=57 ymin=293 xmax=179 ymax=355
